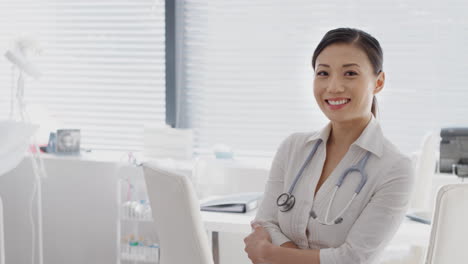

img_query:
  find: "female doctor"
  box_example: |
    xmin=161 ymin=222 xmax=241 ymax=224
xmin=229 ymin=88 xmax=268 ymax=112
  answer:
xmin=243 ymin=28 xmax=414 ymax=264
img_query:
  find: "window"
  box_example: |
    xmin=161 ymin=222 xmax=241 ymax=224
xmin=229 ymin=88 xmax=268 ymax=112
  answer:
xmin=181 ymin=0 xmax=468 ymax=157
xmin=0 ymin=0 xmax=166 ymax=151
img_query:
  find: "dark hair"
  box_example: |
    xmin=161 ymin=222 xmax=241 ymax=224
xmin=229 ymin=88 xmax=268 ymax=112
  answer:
xmin=312 ymin=28 xmax=383 ymax=117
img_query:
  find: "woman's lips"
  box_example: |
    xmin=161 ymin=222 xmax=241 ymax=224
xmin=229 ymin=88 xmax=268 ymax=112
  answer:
xmin=325 ymin=98 xmax=351 ymax=110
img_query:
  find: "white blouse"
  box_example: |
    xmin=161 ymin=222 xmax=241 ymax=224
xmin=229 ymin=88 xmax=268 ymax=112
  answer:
xmin=254 ymin=116 xmax=415 ymax=264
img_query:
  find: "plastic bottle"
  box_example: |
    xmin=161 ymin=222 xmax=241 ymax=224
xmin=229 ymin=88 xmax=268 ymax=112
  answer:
xmin=129 ymin=234 xmax=138 ymax=257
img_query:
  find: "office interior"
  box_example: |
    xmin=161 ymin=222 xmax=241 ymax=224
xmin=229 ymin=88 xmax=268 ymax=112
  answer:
xmin=1 ymin=0 xmax=467 ymax=264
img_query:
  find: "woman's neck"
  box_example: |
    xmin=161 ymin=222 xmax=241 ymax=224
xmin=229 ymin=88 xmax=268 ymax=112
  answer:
xmin=328 ymin=114 xmax=373 ymax=148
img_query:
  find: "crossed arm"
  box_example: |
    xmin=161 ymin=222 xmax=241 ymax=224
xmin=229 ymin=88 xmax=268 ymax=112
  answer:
xmin=244 ymin=223 xmax=320 ymax=264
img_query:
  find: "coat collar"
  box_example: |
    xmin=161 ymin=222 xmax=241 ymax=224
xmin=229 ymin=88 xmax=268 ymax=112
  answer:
xmin=306 ymin=115 xmax=384 ymax=158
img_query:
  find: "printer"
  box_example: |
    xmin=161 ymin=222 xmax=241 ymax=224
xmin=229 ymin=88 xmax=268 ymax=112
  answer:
xmin=439 ymin=127 xmax=468 ymax=177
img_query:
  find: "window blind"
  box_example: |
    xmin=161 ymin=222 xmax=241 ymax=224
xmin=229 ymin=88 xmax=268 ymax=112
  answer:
xmin=0 ymin=0 xmax=166 ymax=151
xmin=182 ymin=0 xmax=468 ymax=157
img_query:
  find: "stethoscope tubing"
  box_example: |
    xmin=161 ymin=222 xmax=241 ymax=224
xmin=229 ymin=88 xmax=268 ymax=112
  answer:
xmin=276 ymin=139 xmax=371 ymax=225
xmin=287 ymin=139 xmax=323 ymax=194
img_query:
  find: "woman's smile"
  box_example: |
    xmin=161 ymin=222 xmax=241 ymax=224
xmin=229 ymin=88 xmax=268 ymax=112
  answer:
xmin=325 ymin=97 xmax=351 ymax=110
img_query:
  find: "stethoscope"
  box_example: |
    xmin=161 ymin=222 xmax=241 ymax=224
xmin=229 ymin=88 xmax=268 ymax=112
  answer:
xmin=276 ymin=139 xmax=371 ymax=225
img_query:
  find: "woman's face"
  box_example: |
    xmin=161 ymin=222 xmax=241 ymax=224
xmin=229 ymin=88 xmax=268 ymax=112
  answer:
xmin=313 ymin=43 xmax=384 ymax=123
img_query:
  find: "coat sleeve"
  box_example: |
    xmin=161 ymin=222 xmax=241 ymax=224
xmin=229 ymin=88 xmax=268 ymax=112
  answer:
xmin=253 ymin=134 xmax=294 ymax=246
xmin=320 ymin=156 xmax=415 ymax=264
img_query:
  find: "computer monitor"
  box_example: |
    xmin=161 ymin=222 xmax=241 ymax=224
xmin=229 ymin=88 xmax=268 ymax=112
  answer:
xmin=439 ymin=127 xmax=468 ymax=176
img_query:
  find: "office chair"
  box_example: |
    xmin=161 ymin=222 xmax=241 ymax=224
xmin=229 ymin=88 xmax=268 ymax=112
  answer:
xmin=143 ymin=163 xmax=214 ymax=264
xmin=410 ymin=132 xmax=437 ymax=211
xmin=425 ymin=184 xmax=468 ymax=263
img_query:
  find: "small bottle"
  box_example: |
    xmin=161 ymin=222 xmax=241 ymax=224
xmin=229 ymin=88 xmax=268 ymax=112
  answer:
xmin=155 ymin=244 xmax=160 ymax=262
xmin=148 ymin=245 xmax=154 ymax=261
xmin=130 ymin=201 xmax=139 ymax=219
xmin=134 ymin=201 xmax=143 ymax=220
xmin=129 ymin=234 xmax=138 ymax=258
xmin=122 ymin=201 xmax=132 ymax=219
xmin=141 ymin=200 xmax=152 ymax=220
xmin=121 ymin=235 xmax=129 ymax=257
xmin=143 ymin=238 xmax=152 ymax=261
xmin=138 ymin=236 xmax=146 ymax=259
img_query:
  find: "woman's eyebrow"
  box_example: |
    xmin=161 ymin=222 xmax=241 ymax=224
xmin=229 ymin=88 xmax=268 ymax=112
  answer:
xmin=343 ymin=63 xmax=360 ymax=68
xmin=317 ymin=63 xmax=360 ymax=68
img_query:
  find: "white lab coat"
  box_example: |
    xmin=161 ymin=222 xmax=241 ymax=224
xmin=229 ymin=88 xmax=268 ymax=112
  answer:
xmin=254 ymin=116 xmax=415 ymax=264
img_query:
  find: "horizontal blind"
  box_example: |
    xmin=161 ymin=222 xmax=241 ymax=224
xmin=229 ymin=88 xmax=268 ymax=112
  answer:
xmin=182 ymin=0 xmax=468 ymax=157
xmin=0 ymin=0 xmax=166 ymax=151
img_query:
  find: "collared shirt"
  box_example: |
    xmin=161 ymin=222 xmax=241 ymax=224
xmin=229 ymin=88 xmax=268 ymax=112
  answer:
xmin=254 ymin=116 xmax=415 ymax=264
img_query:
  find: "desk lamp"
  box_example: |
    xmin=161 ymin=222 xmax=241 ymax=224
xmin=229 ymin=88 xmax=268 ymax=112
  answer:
xmin=0 ymin=37 xmax=45 ymax=264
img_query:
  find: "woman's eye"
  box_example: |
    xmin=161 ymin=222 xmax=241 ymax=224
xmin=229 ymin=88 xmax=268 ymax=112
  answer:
xmin=316 ymin=71 xmax=328 ymax=76
xmin=345 ymin=71 xmax=358 ymax=76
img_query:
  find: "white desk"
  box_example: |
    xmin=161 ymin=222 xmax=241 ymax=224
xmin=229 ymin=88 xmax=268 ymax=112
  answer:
xmin=201 ymin=210 xmax=431 ymax=264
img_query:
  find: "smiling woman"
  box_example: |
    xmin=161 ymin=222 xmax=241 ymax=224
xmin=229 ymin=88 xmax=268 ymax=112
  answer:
xmin=312 ymin=28 xmax=384 ymax=122
xmin=244 ymin=28 xmax=414 ymax=264
xmin=313 ymin=43 xmax=385 ymax=131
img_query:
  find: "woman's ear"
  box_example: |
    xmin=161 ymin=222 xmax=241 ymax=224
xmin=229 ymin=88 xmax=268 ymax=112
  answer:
xmin=374 ymin=71 xmax=385 ymax=95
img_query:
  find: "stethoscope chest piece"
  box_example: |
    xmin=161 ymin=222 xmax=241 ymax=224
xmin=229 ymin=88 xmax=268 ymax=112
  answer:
xmin=277 ymin=193 xmax=295 ymax=212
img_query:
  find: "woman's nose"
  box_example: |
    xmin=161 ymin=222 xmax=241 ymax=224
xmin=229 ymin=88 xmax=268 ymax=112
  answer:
xmin=326 ymin=76 xmax=345 ymax=93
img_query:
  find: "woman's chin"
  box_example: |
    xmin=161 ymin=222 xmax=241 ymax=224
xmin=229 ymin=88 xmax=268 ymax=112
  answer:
xmin=325 ymin=113 xmax=372 ymax=124
xmin=324 ymin=113 xmax=350 ymax=123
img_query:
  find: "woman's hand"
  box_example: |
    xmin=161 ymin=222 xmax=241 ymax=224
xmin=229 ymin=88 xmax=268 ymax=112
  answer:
xmin=244 ymin=222 xmax=274 ymax=264
xmin=280 ymin=241 xmax=299 ymax=249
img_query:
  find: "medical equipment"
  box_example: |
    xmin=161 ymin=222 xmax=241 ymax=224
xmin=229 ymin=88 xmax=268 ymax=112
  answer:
xmin=439 ymin=127 xmax=468 ymax=177
xmin=276 ymin=139 xmax=371 ymax=225
xmin=276 ymin=140 xmax=322 ymax=212
xmin=1 ymin=36 xmax=46 ymax=264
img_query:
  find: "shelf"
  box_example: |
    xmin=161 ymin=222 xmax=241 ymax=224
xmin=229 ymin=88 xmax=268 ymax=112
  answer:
xmin=120 ymin=252 xmax=158 ymax=263
xmin=118 ymin=178 xmax=159 ymax=264
xmin=120 ymin=243 xmax=159 ymax=263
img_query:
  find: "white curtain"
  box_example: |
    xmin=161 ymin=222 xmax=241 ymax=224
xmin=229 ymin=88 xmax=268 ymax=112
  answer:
xmin=181 ymin=0 xmax=468 ymax=157
xmin=0 ymin=0 xmax=166 ymax=151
